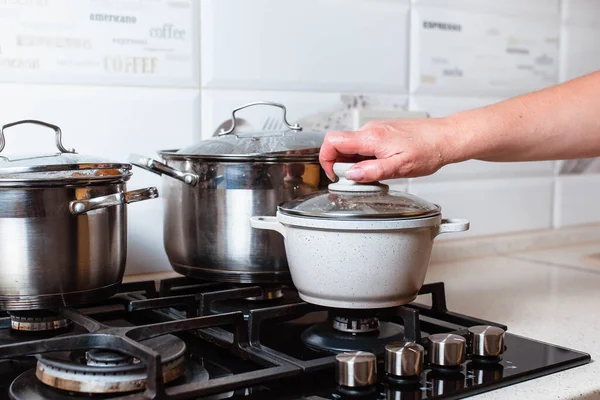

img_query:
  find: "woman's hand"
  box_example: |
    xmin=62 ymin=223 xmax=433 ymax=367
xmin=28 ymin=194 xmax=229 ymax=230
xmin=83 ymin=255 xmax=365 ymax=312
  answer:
xmin=319 ymin=117 xmax=463 ymax=182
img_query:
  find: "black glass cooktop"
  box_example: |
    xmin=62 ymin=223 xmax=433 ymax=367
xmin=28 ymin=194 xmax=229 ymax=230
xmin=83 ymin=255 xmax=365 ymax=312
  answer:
xmin=0 ymin=279 xmax=591 ymax=400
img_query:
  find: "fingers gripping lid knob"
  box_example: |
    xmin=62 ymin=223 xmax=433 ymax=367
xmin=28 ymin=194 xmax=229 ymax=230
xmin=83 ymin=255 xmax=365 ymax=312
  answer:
xmin=328 ymin=162 xmax=388 ymax=193
xmin=385 ymin=342 xmax=424 ymax=377
xmin=335 ymin=351 xmax=377 ymax=387
xmin=428 ymin=334 xmax=466 ymax=367
xmin=468 ymin=326 xmax=505 ymax=357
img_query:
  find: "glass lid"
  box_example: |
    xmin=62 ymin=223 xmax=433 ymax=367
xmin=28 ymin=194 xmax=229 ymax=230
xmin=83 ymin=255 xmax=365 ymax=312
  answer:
xmin=278 ymin=163 xmax=441 ymax=219
xmin=0 ymin=120 xmax=130 ymax=185
xmin=174 ymin=102 xmax=323 ymax=158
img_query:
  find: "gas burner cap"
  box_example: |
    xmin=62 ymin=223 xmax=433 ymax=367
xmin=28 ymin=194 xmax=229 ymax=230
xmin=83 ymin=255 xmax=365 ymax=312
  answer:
xmin=10 ymin=361 xmax=209 ymax=400
xmin=8 ymin=310 xmax=71 ymax=332
xmin=332 ymin=316 xmax=380 ymax=334
xmin=85 ymin=349 xmax=134 ymax=367
xmin=35 ymin=334 xmax=189 ymax=394
xmin=302 ymin=321 xmax=404 ymax=355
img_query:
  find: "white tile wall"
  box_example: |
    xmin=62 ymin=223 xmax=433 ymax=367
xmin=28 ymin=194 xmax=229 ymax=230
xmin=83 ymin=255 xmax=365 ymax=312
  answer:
xmin=0 ymin=0 xmax=200 ymax=87
xmin=554 ymin=175 xmax=600 ymax=227
xmin=0 ymin=0 xmax=599 ymax=276
xmin=0 ymin=83 xmax=200 ymax=274
xmin=559 ymin=25 xmax=600 ymax=82
xmin=410 ymin=6 xmax=559 ymax=97
xmin=410 ymin=177 xmax=554 ymax=238
xmin=562 ymin=0 xmax=600 ymax=25
xmin=200 ymin=0 xmax=410 ymax=93
xmin=413 ymin=0 xmax=560 ymax=17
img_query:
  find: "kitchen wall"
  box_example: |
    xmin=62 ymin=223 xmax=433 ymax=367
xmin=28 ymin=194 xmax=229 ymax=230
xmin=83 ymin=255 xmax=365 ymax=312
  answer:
xmin=0 ymin=0 xmax=598 ymax=274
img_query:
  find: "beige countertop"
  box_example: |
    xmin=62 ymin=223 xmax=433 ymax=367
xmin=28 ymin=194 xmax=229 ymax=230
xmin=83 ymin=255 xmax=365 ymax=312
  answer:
xmin=425 ymin=243 xmax=600 ymax=399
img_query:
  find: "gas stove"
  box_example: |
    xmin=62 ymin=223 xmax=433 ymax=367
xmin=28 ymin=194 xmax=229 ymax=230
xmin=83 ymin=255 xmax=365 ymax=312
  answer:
xmin=0 ymin=278 xmax=590 ymax=400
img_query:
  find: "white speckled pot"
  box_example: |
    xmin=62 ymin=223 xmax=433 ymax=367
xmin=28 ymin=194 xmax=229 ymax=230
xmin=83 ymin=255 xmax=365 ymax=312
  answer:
xmin=249 ymin=212 xmax=469 ymax=309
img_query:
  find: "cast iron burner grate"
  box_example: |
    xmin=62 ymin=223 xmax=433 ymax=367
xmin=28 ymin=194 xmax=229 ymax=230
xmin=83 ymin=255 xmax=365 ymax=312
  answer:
xmin=0 ymin=279 xmax=592 ymax=400
xmin=0 ymin=281 xmax=299 ymax=400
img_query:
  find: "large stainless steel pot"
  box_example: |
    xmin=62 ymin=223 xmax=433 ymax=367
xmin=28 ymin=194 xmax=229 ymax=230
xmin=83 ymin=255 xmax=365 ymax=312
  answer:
xmin=250 ymin=163 xmax=469 ymax=309
xmin=130 ymin=102 xmax=330 ymax=283
xmin=0 ymin=120 xmax=158 ymax=310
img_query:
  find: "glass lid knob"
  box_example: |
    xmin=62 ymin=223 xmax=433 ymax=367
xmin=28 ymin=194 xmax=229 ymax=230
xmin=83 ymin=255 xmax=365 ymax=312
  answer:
xmin=328 ymin=163 xmax=388 ymax=193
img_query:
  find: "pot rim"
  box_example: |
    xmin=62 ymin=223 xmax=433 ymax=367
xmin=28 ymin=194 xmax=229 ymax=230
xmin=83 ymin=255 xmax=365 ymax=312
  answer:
xmin=158 ymin=149 xmax=320 ymax=163
xmin=0 ymin=162 xmax=131 ymax=174
xmin=0 ymin=171 xmax=132 ymax=188
xmin=276 ymin=210 xmax=444 ymax=230
xmin=277 ymin=204 xmax=442 ymax=220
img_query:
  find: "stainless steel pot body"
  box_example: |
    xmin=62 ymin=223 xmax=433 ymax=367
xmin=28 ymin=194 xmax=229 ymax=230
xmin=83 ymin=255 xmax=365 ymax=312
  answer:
xmin=0 ymin=183 xmax=157 ymax=310
xmin=139 ymin=154 xmax=328 ymax=283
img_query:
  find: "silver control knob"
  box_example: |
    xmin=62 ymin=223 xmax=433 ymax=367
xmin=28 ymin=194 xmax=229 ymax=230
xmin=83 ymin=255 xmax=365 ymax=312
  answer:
xmin=468 ymin=325 xmax=505 ymax=357
xmin=428 ymin=333 xmax=466 ymax=367
xmin=335 ymin=351 xmax=377 ymax=387
xmin=385 ymin=342 xmax=424 ymax=377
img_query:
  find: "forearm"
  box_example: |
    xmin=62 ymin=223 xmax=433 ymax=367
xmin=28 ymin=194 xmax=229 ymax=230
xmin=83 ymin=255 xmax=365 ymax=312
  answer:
xmin=446 ymin=70 xmax=600 ymax=163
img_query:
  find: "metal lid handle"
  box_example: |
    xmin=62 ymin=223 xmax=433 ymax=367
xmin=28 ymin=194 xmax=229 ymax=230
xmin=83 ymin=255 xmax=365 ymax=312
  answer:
xmin=0 ymin=120 xmax=75 ymax=154
xmin=218 ymin=101 xmax=303 ymax=136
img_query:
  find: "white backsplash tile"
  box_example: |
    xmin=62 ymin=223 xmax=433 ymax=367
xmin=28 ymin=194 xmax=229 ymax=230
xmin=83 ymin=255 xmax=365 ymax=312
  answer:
xmin=409 ymin=95 xmax=506 ymax=116
xmin=410 ymin=177 xmax=554 ymax=238
xmin=415 ymin=160 xmax=555 ymax=182
xmin=200 ymin=0 xmax=410 ymax=93
xmin=562 ymin=0 xmax=600 ymax=25
xmin=413 ymin=0 xmax=560 ymax=17
xmin=559 ymin=158 xmax=600 ymax=175
xmin=0 ymin=83 xmax=200 ymax=274
xmin=559 ymin=25 xmax=600 ymax=82
xmin=201 ymin=90 xmax=409 ymax=140
xmin=409 ymin=95 xmax=555 ymax=180
xmin=554 ymin=175 xmax=600 ymax=227
xmin=2 ymin=0 xmax=599 ymax=278
xmin=0 ymin=0 xmax=199 ymax=87
xmin=410 ymin=6 xmax=559 ymax=97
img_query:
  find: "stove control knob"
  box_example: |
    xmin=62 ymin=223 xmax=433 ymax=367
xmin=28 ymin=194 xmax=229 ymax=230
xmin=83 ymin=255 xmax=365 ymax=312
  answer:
xmin=468 ymin=325 xmax=505 ymax=357
xmin=385 ymin=342 xmax=424 ymax=377
xmin=428 ymin=333 xmax=466 ymax=367
xmin=335 ymin=351 xmax=377 ymax=387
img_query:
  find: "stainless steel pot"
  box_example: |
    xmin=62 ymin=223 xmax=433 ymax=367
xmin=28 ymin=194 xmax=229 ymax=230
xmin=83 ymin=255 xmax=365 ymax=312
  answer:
xmin=250 ymin=163 xmax=469 ymax=309
xmin=0 ymin=120 xmax=158 ymax=310
xmin=130 ymin=102 xmax=329 ymax=283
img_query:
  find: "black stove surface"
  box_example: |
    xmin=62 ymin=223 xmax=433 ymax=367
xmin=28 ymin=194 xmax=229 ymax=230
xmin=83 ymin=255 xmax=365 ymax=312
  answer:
xmin=0 ymin=279 xmax=590 ymax=400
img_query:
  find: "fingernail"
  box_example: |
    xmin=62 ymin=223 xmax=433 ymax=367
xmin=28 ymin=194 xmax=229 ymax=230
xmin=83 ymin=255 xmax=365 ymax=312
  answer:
xmin=345 ymin=168 xmax=364 ymax=181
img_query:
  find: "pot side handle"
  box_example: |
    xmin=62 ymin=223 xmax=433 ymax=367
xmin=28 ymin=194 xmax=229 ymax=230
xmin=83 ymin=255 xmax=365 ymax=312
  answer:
xmin=249 ymin=216 xmax=287 ymax=238
xmin=129 ymin=154 xmax=199 ymax=186
xmin=69 ymin=187 xmax=159 ymax=215
xmin=437 ymin=218 xmax=470 ymax=235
